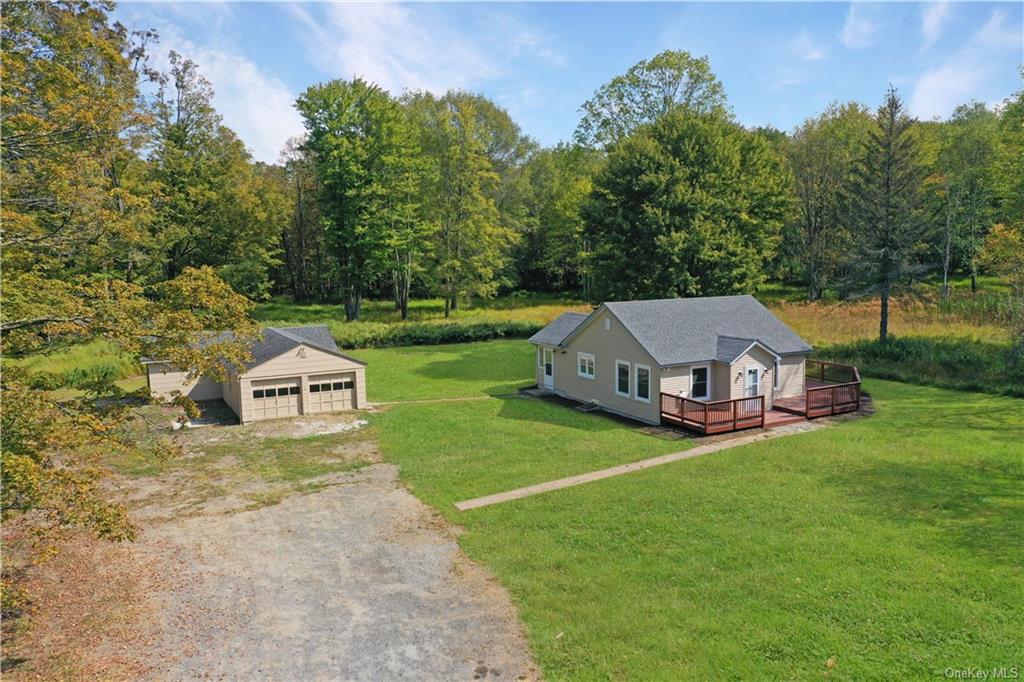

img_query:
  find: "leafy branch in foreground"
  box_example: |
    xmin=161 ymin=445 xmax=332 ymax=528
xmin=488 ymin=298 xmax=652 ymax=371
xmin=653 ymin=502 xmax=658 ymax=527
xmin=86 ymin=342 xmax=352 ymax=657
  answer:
xmin=1 ymin=267 xmax=259 ymax=555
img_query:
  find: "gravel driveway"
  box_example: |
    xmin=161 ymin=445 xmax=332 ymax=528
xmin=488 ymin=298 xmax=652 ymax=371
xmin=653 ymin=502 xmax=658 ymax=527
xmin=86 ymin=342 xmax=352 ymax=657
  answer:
xmin=137 ymin=462 xmax=536 ymax=681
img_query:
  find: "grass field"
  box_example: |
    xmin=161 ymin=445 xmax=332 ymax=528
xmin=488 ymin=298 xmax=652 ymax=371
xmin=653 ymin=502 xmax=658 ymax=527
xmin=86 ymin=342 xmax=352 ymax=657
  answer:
xmin=366 ymin=341 xmax=1024 ymax=680
xmin=348 ymin=339 xmax=533 ymax=402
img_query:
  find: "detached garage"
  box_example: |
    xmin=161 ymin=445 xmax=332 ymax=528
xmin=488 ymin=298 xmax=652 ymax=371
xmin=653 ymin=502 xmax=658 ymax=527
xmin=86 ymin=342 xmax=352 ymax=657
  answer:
xmin=144 ymin=325 xmax=367 ymax=424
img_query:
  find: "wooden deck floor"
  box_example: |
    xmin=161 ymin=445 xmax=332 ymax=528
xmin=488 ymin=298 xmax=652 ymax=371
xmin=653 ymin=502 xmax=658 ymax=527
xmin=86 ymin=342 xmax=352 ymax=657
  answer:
xmin=773 ymin=379 xmax=831 ymax=415
xmin=763 ymin=409 xmax=807 ymax=429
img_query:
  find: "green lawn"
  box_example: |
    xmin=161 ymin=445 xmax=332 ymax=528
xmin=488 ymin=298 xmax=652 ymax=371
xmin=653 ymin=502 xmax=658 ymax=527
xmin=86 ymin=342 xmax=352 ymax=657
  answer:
xmin=349 ymin=339 xmax=535 ymax=402
xmin=366 ymin=341 xmax=1024 ymax=680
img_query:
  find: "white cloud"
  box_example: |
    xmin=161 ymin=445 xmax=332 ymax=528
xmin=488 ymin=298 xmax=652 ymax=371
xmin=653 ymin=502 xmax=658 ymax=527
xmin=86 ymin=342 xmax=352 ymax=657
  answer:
xmin=285 ymin=3 xmax=563 ymax=96
xmin=975 ymin=9 xmax=1021 ymax=49
xmin=909 ymin=9 xmax=1020 ymax=120
xmin=770 ymin=65 xmax=812 ymax=91
xmin=840 ymin=4 xmax=877 ymax=48
xmin=920 ymin=3 xmax=950 ymax=52
xmin=145 ymin=22 xmax=303 ymax=164
xmin=789 ymin=31 xmax=827 ymax=61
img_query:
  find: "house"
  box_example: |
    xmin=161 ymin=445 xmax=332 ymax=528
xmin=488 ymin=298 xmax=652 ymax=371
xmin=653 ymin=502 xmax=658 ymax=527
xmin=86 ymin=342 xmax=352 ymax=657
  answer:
xmin=143 ymin=325 xmax=367 ymax=424
xmin=529 ymin=296 xmax=859 ymax=433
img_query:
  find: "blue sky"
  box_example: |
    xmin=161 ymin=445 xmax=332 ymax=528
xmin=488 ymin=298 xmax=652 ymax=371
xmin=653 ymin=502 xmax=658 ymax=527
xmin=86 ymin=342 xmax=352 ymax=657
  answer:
xmin=114 ymin=2 xmax=1023 ymax=163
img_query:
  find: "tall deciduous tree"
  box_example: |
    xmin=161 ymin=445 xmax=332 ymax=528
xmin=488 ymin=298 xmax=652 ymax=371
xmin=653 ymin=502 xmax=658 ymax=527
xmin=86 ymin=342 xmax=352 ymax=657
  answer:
xmin=585 ymin=110 xmax=789 ymax=300
xmin=518 ymin=145 xmax=603 ymax=294
xmin=993 ymin=73 xmax=1024 ymax=237
xmin=934 ymin=103 xmax=999 ymax=296
xmin=845 ymin=87 xmax=928 ymax=342
xmin=405 ymin=91 xmax=515 ymax=315
xmin=574 ymin=50 xmax=729 ymax=148
xmin=277 ymin=138 xmax=334 ymax=302
xmin=148 ymin=53 xmax=282 ymax=291
xmin=783 ymin=102 xmax=874 ymax=299
xmin=297 ymin=79 xmax=428 ymax=320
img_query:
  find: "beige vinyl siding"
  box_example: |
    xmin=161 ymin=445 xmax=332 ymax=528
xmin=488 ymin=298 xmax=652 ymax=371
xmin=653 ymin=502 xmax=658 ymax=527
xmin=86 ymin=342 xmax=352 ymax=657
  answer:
xmin=535 ymin=346 xmax=545 ymax=387
xmin=146 ymin=363 xmax=223 ymax=401
xmin=238 ymin=345 xmax=366 ymax=423
xmin=725 ymin=345 xmax=777 ymax=407
xmin=659 ymin=365 xmax=691 ymax=397
xmin=776 ymin=354 xmax=807 ymax=398
xmin=550 ymin=310 xmax=662 ymax=424
xmin=660 ymin=363 xmax=720 ymax=401
xmin=222 ymin=377 xmax=241 ymax=419
xmin=711 ymin=362 xmax=732 ymax=401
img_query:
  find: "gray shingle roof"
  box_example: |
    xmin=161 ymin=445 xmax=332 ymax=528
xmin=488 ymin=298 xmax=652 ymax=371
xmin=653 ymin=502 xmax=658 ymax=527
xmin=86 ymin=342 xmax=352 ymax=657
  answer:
xmin=528 ymin=312 xmax=589 ymax=346
xmin=245 ymin=325 xmax=349 ymax=369
xmin=142 ymin=325 xmax=360 ymax=371
xmin=716 ymin=336 xmax=757 ymax=363
xmin=602 ymin=296 xmax=811 ymax=366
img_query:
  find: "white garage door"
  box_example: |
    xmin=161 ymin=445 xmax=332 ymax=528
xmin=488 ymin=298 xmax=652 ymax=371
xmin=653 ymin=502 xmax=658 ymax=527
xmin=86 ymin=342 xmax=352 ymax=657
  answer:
xmin=251 ymin=378 xmax=301 ymax=421
xmin=305 ymin=373 xmax=356 ymax=414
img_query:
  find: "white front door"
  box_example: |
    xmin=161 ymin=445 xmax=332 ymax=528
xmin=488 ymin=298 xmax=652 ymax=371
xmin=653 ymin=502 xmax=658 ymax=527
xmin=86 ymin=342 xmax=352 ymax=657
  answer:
xmin=745 ymin=367 xmax=760 ymax=398
xmin=542 ymin=349 xmax=554 ymax=389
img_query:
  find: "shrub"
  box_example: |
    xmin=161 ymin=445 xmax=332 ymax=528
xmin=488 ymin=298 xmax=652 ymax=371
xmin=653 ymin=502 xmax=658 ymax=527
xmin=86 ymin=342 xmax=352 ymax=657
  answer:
xmin=9 ymin=340 xmax=141 ymax=389
xmin=332 ymin=319 xmax=544 ymax=349
xmin=821 ymin=336 xmax=1024 ymax=398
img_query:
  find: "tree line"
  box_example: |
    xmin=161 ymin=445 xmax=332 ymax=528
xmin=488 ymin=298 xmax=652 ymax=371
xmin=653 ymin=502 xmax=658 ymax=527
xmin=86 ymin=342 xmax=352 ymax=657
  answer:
xmin=278 ymin=51 xmax=1023 ymax=343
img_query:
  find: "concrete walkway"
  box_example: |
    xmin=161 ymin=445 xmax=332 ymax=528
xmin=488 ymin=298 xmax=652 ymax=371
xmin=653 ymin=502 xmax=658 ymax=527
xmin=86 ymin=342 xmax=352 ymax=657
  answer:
xmin=454 ymin=421 xmax=825 ymax=511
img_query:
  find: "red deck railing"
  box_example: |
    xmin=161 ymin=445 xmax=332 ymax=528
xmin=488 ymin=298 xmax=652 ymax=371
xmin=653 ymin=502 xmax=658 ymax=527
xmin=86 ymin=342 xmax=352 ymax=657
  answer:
xmin=804 ymin=360 xmax=862 ymax=418
xmin=660 ymin=393 xmax=765 ymax=435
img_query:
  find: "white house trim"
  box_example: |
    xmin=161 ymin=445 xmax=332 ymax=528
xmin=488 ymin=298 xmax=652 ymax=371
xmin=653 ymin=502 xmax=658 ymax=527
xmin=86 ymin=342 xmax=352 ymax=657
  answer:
xmin=577 ymin=352 xmax=596 ymax=380
xmin=634 ymin=363 xmax=651 ymax=403
xmin=614 ymin=359 xmax=631 ymax=398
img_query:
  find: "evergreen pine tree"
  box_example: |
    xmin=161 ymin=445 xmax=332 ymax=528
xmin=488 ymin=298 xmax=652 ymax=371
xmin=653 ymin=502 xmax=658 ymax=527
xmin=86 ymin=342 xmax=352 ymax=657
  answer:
xmin=846 ymin=87 xmax=929 ymax=342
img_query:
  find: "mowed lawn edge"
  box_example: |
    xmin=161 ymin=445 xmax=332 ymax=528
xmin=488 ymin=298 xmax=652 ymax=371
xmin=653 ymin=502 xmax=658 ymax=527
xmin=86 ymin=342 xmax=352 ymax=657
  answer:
xmin=362 ymin=341 xmax=1024 ymax=680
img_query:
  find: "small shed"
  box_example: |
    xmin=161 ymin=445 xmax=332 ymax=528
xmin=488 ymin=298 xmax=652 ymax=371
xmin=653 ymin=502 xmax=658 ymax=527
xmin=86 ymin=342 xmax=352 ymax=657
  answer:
xmin=144 ymin=325 xmax=367 ymax=424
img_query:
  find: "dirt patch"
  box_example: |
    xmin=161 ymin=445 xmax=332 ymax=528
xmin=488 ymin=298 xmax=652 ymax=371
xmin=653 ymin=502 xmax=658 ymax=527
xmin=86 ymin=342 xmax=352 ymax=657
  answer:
xmin=129 ymin=464 xmax=536 ymax=680
xmin=5 ymin=414 xmax=538 ymax=681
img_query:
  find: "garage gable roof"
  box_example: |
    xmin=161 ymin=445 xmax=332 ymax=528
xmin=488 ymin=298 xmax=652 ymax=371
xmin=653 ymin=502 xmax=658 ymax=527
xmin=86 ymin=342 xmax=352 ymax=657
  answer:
xmin=246 ymin=325 xmax=364 ymax=370
xmin=142 ymin=325 xmax=364 ymax=371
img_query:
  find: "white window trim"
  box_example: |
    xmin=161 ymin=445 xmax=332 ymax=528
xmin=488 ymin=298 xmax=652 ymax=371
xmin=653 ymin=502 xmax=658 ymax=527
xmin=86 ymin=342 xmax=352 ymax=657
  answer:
xmin=690 ymin=365 xmax=711 ymax=400
xmin=577 ymin=352 xmax=596 ymax=380
xmin=634 ymin=363 xmax=651 ymax=403
xmin=614 ymin=359 xmax=631 ymax=398
xmin=543 ymin=348 xmax=554 ymax=377
xmin=773 ymin=358 xmax=780 ymax=389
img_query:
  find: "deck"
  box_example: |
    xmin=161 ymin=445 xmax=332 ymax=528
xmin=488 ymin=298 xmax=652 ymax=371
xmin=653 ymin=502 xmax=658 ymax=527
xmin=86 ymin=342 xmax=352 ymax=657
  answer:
xmin=660 ymin=360 xmax=861 ymax=435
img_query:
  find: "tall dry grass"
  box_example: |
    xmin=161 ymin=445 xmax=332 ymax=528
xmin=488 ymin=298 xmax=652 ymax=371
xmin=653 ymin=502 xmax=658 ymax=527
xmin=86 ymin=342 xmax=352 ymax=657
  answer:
xmin=769 ymin=296 xmax=1009 ymax=347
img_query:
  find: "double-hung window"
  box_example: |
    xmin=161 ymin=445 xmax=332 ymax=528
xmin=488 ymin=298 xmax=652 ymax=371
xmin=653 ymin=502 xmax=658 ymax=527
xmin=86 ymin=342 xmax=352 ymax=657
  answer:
xmin=577 ymin=352 xmax=596 ymax=379
xmin=615 ymin=360 xmax=631 ymax=397
xmin=691 ymin=366 xmax=709 ymax=400
xmin=635 ymin=364 xmax=651 ymax=402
